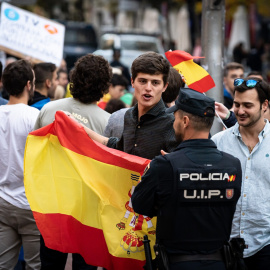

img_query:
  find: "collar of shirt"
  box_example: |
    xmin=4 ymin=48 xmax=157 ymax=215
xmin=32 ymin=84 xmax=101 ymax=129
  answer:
xmin=231 ymin=119 xmax=270 ymax=140
xmin=29 ymin=91 xmax=48 ymax=105
xmin=131 ymin=99 xmax=166 ymax=122
xmin=174 ymin=139 xmax=217 ymax=151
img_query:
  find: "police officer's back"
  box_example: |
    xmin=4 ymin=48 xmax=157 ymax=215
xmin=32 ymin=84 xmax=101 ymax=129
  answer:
xmin=132 ymin=88 xmax=242 ymax=270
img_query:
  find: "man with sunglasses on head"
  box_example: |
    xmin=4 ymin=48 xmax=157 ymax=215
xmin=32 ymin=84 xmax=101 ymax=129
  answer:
xmin=212 ymin=78 xmax=270 ymax=270
xmin=215 ymin=73 xmax=270 ymax=128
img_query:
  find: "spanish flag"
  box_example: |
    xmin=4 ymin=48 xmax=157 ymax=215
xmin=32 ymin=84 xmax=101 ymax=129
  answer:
xmin=165 ymin=50 xmax=215 ymax=93
xmin=24 ymin=111 xmax=155 ymax=269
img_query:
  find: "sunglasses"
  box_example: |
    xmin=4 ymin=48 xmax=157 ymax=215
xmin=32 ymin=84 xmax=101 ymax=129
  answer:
xmin=234 ymin=78 xmax=260 ymax=88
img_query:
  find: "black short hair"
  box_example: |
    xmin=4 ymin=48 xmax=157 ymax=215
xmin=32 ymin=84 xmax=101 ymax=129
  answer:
xmin=113 ymin=48 xmax=121 ymax=55
xmin=131 ymin=52 xmax=170 ymax=85
xmin=179 ymin=110 xmax=214 ymax=131
xmin=162 ymin=67 xmax=184 ymax=103
xmin=70 ymin=54 xmax=112 ymax=104
xmin=224 ymin=62 xmax=244 ymax=77
xmin=57 ymin=68 xmax=67 ymax=77
xmin=33 ymin=62 xmax=57 ymax=89
xmin=105 ymin=99 xmax=126 ymax=114
xmin=111 ymin=74 xmax=128 ymax=88
xmin=2 ymin=59 xmax=33 ymax=97
xmin=247 ymin=71 xmax=267 ymax=81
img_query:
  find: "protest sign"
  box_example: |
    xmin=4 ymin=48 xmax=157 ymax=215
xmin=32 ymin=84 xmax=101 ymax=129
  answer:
xmin=0 ymin=2 xmax=65 ymax=66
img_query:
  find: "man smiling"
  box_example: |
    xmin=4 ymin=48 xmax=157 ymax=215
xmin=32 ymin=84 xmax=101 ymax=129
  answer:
xmin=82 ymin=52 xmax=178 ymax=159
xmin=212 ymin=78 xmax=270 ymax=269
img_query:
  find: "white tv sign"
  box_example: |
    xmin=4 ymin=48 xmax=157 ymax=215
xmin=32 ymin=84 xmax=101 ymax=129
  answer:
xmin=0 ymin=2 xmax=65 ymax=66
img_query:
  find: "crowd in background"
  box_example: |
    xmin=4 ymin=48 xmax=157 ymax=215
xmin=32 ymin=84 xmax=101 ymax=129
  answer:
xmin=0 ymin=38 xmax=270 ymax=270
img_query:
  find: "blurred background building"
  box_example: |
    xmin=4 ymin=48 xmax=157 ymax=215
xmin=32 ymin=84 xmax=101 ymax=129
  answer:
xmin=1 ymin=0 xmax=270 ymax=79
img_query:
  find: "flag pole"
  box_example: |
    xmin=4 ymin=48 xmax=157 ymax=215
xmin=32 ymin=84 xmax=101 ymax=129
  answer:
xmin=215 ymin=112 xmax=227 ymax=129
xmin=201 ymin=0 xmax=225 ymax=135
xmin=202 ymin=92 xmax=227 ymax=129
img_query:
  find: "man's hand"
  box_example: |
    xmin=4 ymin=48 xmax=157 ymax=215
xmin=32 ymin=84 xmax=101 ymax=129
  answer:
xmin=160 ymin=150 xmax=168 ymax=156
xmin=215 ymin=102 xmax=230 ymax=120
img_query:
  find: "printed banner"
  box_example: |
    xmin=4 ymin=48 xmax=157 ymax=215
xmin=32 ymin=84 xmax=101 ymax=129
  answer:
xmin=0 ymin=3 xmax=65 ymax=66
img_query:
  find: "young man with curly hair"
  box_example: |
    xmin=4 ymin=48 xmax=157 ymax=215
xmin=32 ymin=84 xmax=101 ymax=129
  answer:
xmin=34 ymin=54 xmax=112 ymax=269
xmin=34 ymin=54 xmax=112 ymax=134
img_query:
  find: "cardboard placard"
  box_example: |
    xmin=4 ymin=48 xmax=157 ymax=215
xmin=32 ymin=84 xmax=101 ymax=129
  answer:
xmin=0 ymin=3 xmax=65 ymax=66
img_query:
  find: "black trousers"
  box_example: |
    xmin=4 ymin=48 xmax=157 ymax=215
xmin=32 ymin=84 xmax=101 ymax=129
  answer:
xmin=170 ymin=260 xmax=226 ymax=270
xmin=40 ymin=236 xmax=97 ymax=270
xmin=244 ymin=244 xmax=270 ymax=270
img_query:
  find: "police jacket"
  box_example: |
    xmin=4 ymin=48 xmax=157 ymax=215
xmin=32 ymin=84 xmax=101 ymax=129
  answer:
xmin=132 ymin=139 xmax=242 ymax=255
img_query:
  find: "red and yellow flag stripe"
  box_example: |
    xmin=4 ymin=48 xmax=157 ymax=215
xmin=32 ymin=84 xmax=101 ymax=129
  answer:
xmin=165 ymin=50 xmax=215 ymax=93
xmin=24 ymin=111 xmax=154 ymax=270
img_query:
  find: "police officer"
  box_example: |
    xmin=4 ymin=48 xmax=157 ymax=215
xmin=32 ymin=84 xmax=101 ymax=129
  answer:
xmin=132 ymin=88 xmax=242 ymax=270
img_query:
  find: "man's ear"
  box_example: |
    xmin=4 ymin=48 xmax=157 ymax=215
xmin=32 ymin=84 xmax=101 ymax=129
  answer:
xmin=262 ymin=99 xmax=268 ymax=113
xmin=26 ymin=80 xmax=31 ymax=90
xmin=162 ymin=82 xmax=169 ymax=93
xmin=131 ymin=78 xmax=134 ymax=88
xmin=45 ymin=79 xmax=51 ymax=88
xmin=108 ymin=84 xmax=113 ymax=91
xmin=183 ymin=115 xmax=190 ymax=128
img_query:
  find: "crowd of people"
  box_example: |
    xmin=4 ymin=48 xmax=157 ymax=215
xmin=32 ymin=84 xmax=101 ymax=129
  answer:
xmin=232 ymin=40 xmax=270 ymax=82
xmin=0 ymin=48 xmax=270 ymax=270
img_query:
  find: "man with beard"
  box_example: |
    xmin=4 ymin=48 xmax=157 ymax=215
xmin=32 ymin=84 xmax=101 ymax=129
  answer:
xmin=29 ymin=62 xmax=58 ymax=110
xmin=131 ymin=88 xmax=242 ymax=270
xmin=212 ymin=78 xmax=270 ymax=269
xmin=0 ymin=59 xmax=40 ymax=269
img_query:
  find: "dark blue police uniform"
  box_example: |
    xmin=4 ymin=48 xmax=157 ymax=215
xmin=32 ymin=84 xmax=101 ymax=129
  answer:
xmin=132 ymin=139 xmax=242 ymax=269
xmin=131 ymin=88 xmax=242 ymax=270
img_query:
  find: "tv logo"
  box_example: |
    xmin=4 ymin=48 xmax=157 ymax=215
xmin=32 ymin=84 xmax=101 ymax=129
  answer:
xmin=4 ymin=8 xmax=20 ymax=21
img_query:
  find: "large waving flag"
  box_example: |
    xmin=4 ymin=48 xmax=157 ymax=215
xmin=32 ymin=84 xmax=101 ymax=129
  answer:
xmin=24 ymin=111 xmax=155 ymax=270
xmin=165 ymin=50 xmax=215 ymax=93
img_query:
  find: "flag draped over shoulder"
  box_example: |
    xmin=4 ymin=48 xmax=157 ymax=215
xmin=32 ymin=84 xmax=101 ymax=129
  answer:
xmin=24 ymin=111 xmax=155 ymax=270
xmin=165 ymin=50 xmax=215 ymax=93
